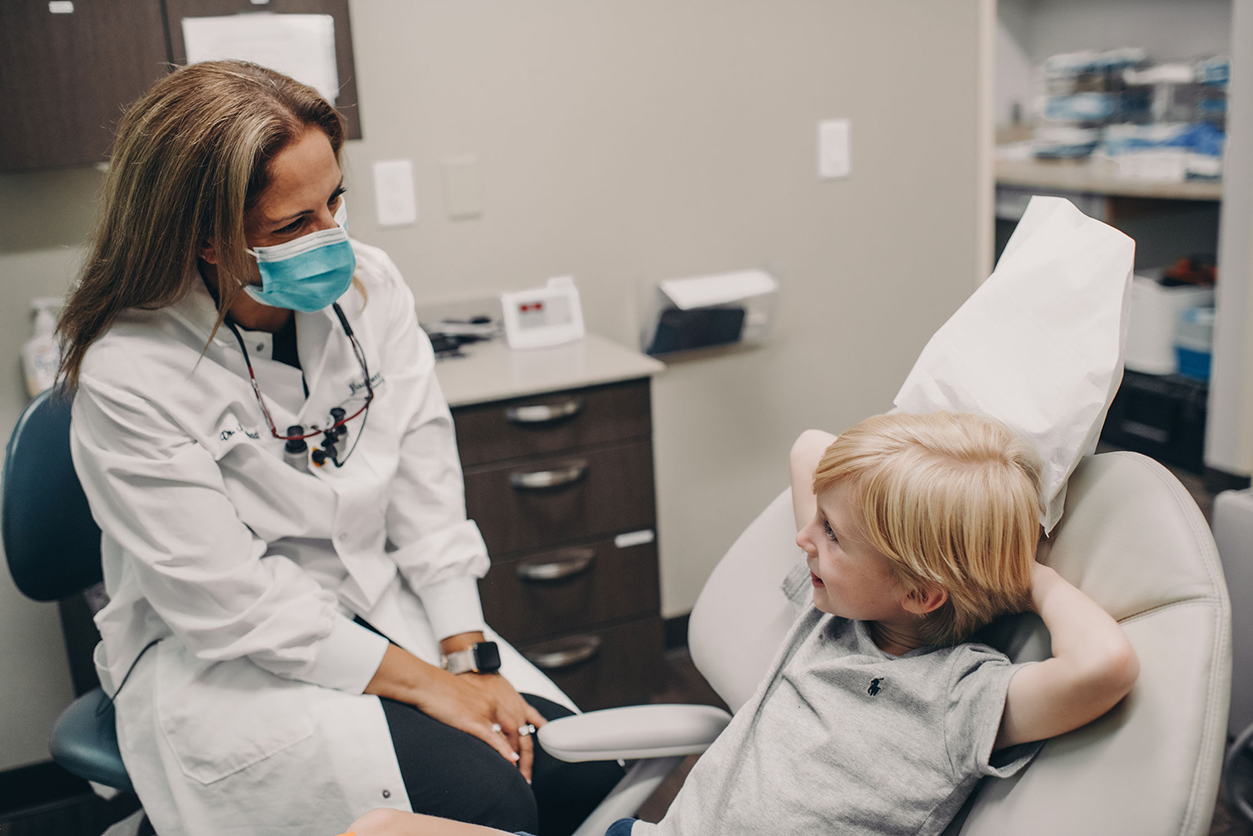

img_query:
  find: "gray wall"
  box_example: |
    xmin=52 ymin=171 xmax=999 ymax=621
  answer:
xmin=0 ymin=168 xmax=97 ymax=771
xmin=0 ymin=0 xmax=989 ymax=769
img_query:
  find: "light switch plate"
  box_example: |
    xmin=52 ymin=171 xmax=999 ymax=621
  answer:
xmin=818 ymin=118 xmax=851 ymax=179
xmin=441 ymin=156 xmax=483 ymax=220
xmin=372 ymin=159 xmax=418 ymax=226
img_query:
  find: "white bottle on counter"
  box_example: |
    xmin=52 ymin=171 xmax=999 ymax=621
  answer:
xmin=22 ymin=297 xmax=62 ymax=399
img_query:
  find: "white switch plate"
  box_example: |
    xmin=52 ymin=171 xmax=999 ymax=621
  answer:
xmin=372 ymin=159 xmax=418 ymax=226
xmin=441 ymin=156 xmax=483 ymax=220
xmin=818 ymin=118 xmax=851 ymax=179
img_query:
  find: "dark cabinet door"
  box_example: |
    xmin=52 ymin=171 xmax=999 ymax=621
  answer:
xmin=0 ymin=1 xmax=171 ymax=171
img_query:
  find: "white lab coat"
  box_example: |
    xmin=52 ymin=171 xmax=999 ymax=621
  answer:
xmin=70 ymin=241 xmax=570 ymax=835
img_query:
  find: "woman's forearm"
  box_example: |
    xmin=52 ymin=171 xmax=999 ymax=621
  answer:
xmin=364 ymin=643 xmax=443 ymax=704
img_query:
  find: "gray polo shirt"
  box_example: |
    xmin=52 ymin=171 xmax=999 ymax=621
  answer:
xmin=634 ymin=604 xmax=1039 ymax=835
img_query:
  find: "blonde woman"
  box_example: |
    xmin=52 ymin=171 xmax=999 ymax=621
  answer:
xmin=330 ymin=412 xmax=1138 ymax=836
xmin=60 ymin=61 xmax=620 ymax=836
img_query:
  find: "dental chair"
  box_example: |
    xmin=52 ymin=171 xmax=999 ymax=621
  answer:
xmin=541 ymin=450 xmax=1232 ymax=836
xmin=2 ymin=388 xmax=134 ymax=794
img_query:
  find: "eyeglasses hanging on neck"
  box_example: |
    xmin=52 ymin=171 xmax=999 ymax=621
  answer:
xmin=225 ymin=303 xmax=373 ymax=468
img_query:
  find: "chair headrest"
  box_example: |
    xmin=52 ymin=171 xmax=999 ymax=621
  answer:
xmin=2 ymin=389 xmax=103 ymax=601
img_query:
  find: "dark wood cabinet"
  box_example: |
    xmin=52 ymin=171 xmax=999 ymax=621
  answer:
xmin=0 ymin=0 xmax=360 ymax=172
xmin=0 ymin=1 xmax=170 ymax=170
xmin=456 ymin=378 xmax=665 ymax=710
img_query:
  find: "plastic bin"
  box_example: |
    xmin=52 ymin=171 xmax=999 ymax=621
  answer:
xmin=1175 ymin=306 xmax=1215 ymax=381
xmin=1125 ymin=275 xmax=1214 ymax=375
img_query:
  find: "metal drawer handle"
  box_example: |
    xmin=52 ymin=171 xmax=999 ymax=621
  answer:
xmin=517 ymin=550 xmax=596 ymax=582
xmin=505 ymin=398 xmax=583 ymax=425
xmin=510 ymin=460 xmax=588 ymax=490
xmin=524 ymin=636 xmax=602 ymax=671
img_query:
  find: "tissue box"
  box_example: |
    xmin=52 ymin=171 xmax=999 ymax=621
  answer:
xmin=1125 ymin=275 xmax=1214 ymax=375
xmin=642 ymin=270 xmax=778 ymax=357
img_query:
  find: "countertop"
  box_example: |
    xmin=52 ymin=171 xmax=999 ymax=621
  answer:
xmin=995 ymin=158 xmax=1222 ymax=201
xmin=434 ymin=333 xmax=665 ymax=408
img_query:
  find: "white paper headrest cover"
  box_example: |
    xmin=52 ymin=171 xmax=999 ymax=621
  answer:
xmin=893 ymin=196 xmax=1135 ymax=533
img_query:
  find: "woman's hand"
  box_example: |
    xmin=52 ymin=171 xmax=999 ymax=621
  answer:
xmin=363 ymin=644 xmax=546 ymax=782
xmin=363 ymin=641 xmax=538 ymax=787
xmin=455 ymin=672 xmax=547 ymax=782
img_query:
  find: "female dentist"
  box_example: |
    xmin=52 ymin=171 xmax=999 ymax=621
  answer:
xmin=58 ymin=61 xmax=619 ymax=836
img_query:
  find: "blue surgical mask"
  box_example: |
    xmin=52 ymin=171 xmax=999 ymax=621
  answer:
xmin=245 ymin=200 xmax=354 ymax=313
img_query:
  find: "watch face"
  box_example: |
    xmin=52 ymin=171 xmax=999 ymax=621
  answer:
xmin=475 ymin=641 xmax=501 ymax=673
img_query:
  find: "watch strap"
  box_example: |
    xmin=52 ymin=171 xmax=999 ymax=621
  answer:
xmin=442 ymin=648 xmax=477 ymax=674
xmin=442 ymin=642 xmax=500 ymax=674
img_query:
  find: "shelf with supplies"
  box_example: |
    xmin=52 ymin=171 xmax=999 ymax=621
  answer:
xmin=436 ymin=333 xmax=667 ymax=710
xmin=995 ymin=157 xmax=1222 ymax=206
xmin=994 ymin=157 xmax=1222 ymax=272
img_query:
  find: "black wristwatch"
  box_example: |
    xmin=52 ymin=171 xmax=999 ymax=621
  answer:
xmin=441 ymin=641 xmax=501 ymax=675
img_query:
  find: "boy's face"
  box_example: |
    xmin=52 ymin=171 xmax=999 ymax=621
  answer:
xmin=796 ymin=482 xmax=911 ymax=621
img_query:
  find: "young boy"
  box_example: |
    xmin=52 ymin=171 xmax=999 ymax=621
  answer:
xmin=342 ymin=412 xmax=1138 ymax=836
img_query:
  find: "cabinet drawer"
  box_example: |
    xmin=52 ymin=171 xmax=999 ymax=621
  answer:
xmin=453 ymin=379 xmax=651 ymax=468
xmin=520 ymin=617 xmax=664 ymax=710
xmin=480 ymin=535 xmax=659 ymax=644
xmin=465 ymin=440 xmax=656 ymax=555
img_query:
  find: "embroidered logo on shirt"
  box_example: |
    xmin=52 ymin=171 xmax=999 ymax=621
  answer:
xmin=868 ymin=677 xmax=884 ymax=696
xmin=219 ymin=421 xmax=261 ymax=443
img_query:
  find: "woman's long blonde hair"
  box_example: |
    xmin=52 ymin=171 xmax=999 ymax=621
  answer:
xmin=58 ymin=60 xmax=347 ymax=389
xmin=813 ymin=412 xmax=1044 ymax=647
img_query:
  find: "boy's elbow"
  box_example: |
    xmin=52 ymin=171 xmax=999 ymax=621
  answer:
xmin=1108 ymin=638 xmax=1140 ymax=699
xmin=1089 ymin=634 xmax=1139 ymax=707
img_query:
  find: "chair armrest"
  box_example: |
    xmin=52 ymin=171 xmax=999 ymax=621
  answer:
xmin=538 ymin=704 xmax=732 ymax=762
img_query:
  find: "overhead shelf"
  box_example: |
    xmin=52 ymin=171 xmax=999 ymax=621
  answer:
xmin=995 ymin=157 xmax=1222 ymax=202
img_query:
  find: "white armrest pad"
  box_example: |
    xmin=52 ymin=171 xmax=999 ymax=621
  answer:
xmin=537 ymin=704 xmax=732 ymax=762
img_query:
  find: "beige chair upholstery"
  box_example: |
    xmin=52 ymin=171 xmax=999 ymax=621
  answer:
xmin=950 ymin=451 xmax=1231 ymax=836
xmin=543 ymin=451 xmax=1231 ymax=835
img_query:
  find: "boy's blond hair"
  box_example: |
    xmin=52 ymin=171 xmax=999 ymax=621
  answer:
xmin=812 ymin=412 xmax=1043 ymax=647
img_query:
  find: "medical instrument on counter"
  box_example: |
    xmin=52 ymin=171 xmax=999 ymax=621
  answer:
xmin=500 ymin=276 xmax=585 ymax=350
xmin=224 ymin=302 xmax=374 ymax=468
xmin=422 ymin=315 xmax=498 ymax=360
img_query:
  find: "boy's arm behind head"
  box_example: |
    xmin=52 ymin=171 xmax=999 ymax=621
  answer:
xmin=789 ymin=430 xmax=837 ymax=530
xmin=994 ymin=563 xmax=1139 ymax=750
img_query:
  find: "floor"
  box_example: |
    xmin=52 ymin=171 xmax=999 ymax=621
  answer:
xmin=635 ymin=451 xmax=1251 ymax=834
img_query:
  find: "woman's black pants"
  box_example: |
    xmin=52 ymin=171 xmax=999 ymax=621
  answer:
xmin=379 ymin=693 xmax=624 ymax=836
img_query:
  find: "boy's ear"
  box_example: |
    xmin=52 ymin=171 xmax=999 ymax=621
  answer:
xmin=902 ymin=585 xmax=948 ymax=616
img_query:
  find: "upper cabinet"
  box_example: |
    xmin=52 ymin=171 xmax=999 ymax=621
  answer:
xmin=0 ymin=0 xmax=361 ymax=172
xmin=0 ymin=1 xmax=170 ymax=171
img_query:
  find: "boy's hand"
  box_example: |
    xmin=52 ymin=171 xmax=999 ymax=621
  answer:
xmin=790 ymin=430 xmax=837 ymax=530
xmin=995 ymin=561 xmax=1139 ymax=750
